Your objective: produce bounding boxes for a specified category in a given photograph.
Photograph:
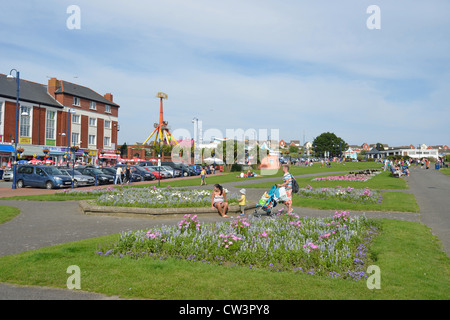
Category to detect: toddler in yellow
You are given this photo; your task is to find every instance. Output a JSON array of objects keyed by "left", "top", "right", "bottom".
[{"left": 239, "top": 189, "right": 246, "bottom": 216}]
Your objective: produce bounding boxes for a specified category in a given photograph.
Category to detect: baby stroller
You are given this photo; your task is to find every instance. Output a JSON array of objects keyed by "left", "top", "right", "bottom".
[{"left": 254, "top": 186, "right": 288, "bottom": 217}]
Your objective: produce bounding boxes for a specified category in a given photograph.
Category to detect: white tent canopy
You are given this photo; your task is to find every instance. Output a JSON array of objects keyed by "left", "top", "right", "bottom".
[{"left": 203, "top": 157, "right": 224, "bottom": 164}]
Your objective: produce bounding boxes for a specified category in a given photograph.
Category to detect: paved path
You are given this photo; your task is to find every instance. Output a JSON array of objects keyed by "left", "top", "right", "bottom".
[
  {"left": 0, "top": 167, "right": 448, "bottom": 299},
  {"left": 405, "top": 165, "right": 450, "bottom": 254}
]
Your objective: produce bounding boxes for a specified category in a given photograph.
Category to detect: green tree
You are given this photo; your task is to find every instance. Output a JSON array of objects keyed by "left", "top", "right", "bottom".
[
  {"left": 375, "top": 142, "right": 384, "bottom": 151},
  {"left": 289, "top": 145, "right": 299, "bottom": 154},
  {"left": 312, "top": 132, "right": 347, "bottom": 157},
  {"left": 119, "top": 143, "right": 127, "bottom": 157}
]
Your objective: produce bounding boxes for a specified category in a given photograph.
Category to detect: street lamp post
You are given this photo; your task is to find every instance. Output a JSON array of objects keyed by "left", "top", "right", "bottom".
[
  {"left": 67, "top": 109, "right": 76, "bottom": 189},
  {"left": 192, "top": 117, "right": 199, "bottom": 147},
  {"left": 6, "top": 69, "right": 20, "bottom": 189}
]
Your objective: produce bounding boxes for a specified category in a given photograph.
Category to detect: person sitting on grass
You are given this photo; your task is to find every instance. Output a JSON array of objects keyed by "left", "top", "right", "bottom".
[{"left": 211, "top": 184, "right": 229, "bottom": 218}]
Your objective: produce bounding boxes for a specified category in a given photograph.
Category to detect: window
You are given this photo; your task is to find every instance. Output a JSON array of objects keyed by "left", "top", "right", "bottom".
[
  {"left": 104, "top": 120, "right": 111, "bottom": 129},
  {"left": 89, "top": 117, "right": 96, "bottom": 126},
  {"left": 88, "top": 135, "right": 96, "bottom": 145},
  {"left": 72, "top": 114, "right": 80, "bottom": 124},
  {"left": 19, "top": 106, "right": 31, "bottom": 137},
  {"left": 90, "top": 101, "right": 96, "bottom": 110},
  {"left": 104, "top": 137, "right": 111, "bottom": 147},
  {"left": 18, "top": 166, "right": 33, "bottom": 174},
  {"left": 73, "top": 97, "right": 80, "bottom": 106},
  {"left": 46, "top": 111, "right": 56, "bottom": 140},
  {"left": 71, "top": 132, "right": 79, "bottom": 145},
  {"left": 105, "top": 105, "right": 111, "bottom": 113},
  {"left": 36, "top": 167, "right": 45, "bottom": 176},
  {"left": 0, "top": 102, "right": 3, "bottom": 126}
]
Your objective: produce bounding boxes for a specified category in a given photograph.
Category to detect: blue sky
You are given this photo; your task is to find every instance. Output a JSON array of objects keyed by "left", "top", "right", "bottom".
[{"left": 1, "top": 0, "right": 449, "bottom": 147}]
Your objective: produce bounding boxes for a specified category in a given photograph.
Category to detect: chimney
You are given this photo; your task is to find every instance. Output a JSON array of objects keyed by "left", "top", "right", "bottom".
[
  {"left": 47, "top": 78, "right": 59, "bottom": 98},
  {"left": 104, "top": 93, "right": 113, "bottom": 102}
]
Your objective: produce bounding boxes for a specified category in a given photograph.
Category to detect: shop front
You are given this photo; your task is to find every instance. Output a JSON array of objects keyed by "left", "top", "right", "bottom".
[
  {"left": 0, "top": 142, "right": 14, "bottom": 169},
  {"left": 98, "top": 149, "right": 120, "bottom": 166}
]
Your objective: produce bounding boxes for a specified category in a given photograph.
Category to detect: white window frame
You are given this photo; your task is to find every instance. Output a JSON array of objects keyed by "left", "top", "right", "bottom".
[
  {"left": 71, "top": 132, "right": 79, "bottom": 145},
  {"left": 104, "top": 136, "right": 111, "bottom": 147},
  {"left": 88, "top": 135, "right": 96, "bottom": 145},
  {"left": 73, "top": 97, "right": 80, "bottom": 106},
  {"left": 0, "top": 101, "right": 3, "bottom": 127},
  {"left": 19, "top": 106, "right": 31, "bottom": 137},
  {"left": 90, "top": 101, "right": 96, "bottom": 110},
  {"left": 72, "top": 114, "right": 80, "bottom": 124},
  {"left": 105, "top": 104, "right": 111, "bottom": 113},
  {"left": 45, "top": 110, "right": 56, "bottom": 140},
  {"left": 104, "top": 120, "right": 111, "bottom": 129},
  {"left": 89, "top": 117, "right": 96, "bottom": 126}
]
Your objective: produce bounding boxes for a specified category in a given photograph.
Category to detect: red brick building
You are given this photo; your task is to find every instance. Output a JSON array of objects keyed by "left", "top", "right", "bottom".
[{"left": 0, "top": 74, "right": 119, "bottom": 167}]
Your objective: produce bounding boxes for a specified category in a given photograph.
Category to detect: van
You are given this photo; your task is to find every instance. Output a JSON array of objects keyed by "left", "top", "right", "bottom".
[{"left": 16, "top": 165, "right": 73, "bottom": 189}]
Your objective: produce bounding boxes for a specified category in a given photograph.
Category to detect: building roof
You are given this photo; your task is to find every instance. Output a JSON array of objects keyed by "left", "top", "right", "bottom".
[
  {"left": 367, "top": 147, "right": 382, "bottom": 154},
  {"left": 0, "top": 74, "right": 63, "bottom": 108},
  {"left": 54, "top": 80, "right": 120, "bottom": 107}
]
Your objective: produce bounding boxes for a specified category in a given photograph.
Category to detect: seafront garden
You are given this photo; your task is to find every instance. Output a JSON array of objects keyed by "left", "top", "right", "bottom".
[{"left": 0, "top": 161, "right": 448, "bottom": 299}]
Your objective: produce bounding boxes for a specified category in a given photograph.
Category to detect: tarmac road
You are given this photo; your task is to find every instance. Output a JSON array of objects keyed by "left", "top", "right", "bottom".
[{"left": 0, "top": 166, "right": 448, "bottom": 299}]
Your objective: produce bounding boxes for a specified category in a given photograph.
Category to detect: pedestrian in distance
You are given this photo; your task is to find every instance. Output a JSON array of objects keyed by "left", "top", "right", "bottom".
[
  {"left": 124, "top": 165, "right": 131, "bottom": 184},
  {"left": 239, "top": 188, "right": 246, "bottom": 216},
  {"left": 277, "top": 164, "right": 293, "bottom": 213},
  {"left": 200, "top": 166, "right": 207, "bottom": 185},
  {"left": 115, "top": 166, "right": 123, "bottom": 185}
]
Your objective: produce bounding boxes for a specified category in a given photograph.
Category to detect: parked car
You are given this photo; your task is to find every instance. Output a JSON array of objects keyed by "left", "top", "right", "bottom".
[
  {"left": 146, "top": 166, "right": 173, "bottom": 178},
  {"left": 161, "top": 166, "right": 181, "bottom": 177},
  {"left": 190, "top": 164, "right": 211, "bottom": 175},
  {"left": 161, "top": 161, "right": 197, "bottom": 176},
  {"left": 138, "top": 161, "right": 158, "bottom": 167},
  {"left": 98, "top": 167, "right": 142, "bottom": 182},
  {"left": 2, "top": 169, "right": 13, "bottom": 181},
  {"left": 189, "top": 164, "right": 201, "bottom": 175},
  {"left": 76, "top": 167, "right": 114, "bottom": 185},
  {"left": 141, "top": 166, "right": 165, "bottom": 180},
  {"left": 58, "top": 168, "right": 95, "bottom": 187},
  {"left": 115, "top": 165, "right": 155, "bottom": 181},
  {"left": 15, "top": 165, "right": 72, "bottom": 189}
]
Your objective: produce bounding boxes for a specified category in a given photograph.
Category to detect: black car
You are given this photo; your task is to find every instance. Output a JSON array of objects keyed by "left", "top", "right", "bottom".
[
  {"left": 99, "top": 167, "right": 142, "bottom": 182},
  {"left": 130, "top": 165, "right": 155, "bottom": 181},
  {"left": 76, "top": 167, "right": 114, "bottom": 185},
  {"left": 114, "top": 165, "right": 155, "bottom": 181}
]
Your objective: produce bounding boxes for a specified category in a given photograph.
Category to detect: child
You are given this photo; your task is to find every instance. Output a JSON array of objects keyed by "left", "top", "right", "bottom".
[
  {"left": 239, "top": 189, "right": 246, "bottom": 216},
  {"left": 200, "top": 166, "right": 206, "bottom": 185}
]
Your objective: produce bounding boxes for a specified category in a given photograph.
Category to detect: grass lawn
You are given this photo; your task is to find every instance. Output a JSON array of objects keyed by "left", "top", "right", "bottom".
[
  {"left": 0, "top": 205, "right": 21, "bottom": 224},
  {"left": 130, "top": 162, "right": 383, "bottom": 188},
  {"left": 239, "top": 170, "right": 407, "bottom": 190},
  {"left": 439, "top": 168, "right": 450, "bottom": 177},
  {"left": 291, "top": 191, "right": 419, "bottom": 212},
  {"left": 0, "top": 219, "right": 448, "bottom": 300}
]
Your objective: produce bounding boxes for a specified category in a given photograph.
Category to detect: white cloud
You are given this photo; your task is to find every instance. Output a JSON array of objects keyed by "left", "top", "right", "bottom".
[{"left": 1, "top": 0, "right": 449, "bottom": 147}]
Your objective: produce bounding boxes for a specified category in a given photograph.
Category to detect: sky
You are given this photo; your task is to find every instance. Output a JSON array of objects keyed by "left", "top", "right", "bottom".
[{"left": 1, "top": 0, "right": 449, "bottom": 148}]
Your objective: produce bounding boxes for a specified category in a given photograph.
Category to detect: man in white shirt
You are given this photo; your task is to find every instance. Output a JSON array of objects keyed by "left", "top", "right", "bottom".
[{"left": 115, "top": 166, "right": 123, "bottom": 185}]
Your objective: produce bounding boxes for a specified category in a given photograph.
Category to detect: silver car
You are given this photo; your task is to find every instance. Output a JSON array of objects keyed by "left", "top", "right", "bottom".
[
  {"left": 161, "top": 166, "right": 181, "bottom": 177},
  {"left": 59, "top": 168, "right": 95, "bottom": 187},
  {"left": 148, "top": 166, "right": 173, "bottom": 178},
  {"left": 2, "top": 169, "right": 13, "bottom": 181}
]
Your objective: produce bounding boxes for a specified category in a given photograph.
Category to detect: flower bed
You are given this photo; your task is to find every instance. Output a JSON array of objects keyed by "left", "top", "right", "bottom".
[
  {"left": 58, "top": 186, "right": 239, "bottom": 208},
  {"left": 96, "top": 211, "right": 380, "bottom": 280},
  {"left": 297, "top": 186, "right": 382, "bottom": 204},
  {"left": 312, "top": 170, "right": 381, "bottom": 182}
]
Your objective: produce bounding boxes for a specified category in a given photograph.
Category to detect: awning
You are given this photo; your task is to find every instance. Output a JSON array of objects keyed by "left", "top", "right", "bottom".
[
  {"left": 18, "top": 145, "right": 45, "bottom": 157},
  {"left": 99, "top": 153, "right": 119, "bottom": 159},
  {"left": 0, "top": 145, "right": 15, "bottom": 152}
]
